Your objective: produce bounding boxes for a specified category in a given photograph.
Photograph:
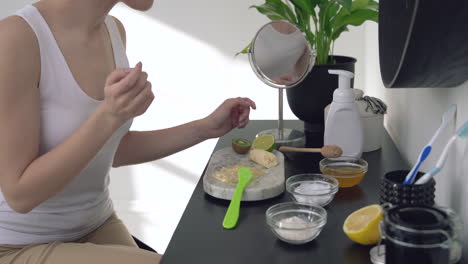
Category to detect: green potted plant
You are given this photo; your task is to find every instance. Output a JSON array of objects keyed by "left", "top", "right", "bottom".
[{"left": 241, "top": 0, "right": 378, "bottom": 146}]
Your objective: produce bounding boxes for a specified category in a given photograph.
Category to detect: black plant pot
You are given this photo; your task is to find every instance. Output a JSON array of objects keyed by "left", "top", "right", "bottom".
[{"left": 286, "top": 56, "right": 356, "bottom": 147}]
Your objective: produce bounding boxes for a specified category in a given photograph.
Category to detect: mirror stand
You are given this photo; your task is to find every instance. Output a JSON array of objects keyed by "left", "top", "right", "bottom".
[{"left": 256, "top": 88, "right": 305, "bottom": 147}]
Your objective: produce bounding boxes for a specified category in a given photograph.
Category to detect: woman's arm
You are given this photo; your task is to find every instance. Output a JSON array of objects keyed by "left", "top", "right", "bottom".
[
  {"left": 0, "top": 18, "right": 153, "bottom": 213},
  {"left": 113, "top": 98, "right": 256, "bottom": 167}
]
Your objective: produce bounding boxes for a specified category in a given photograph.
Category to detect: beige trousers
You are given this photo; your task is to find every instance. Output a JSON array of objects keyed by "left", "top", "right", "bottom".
[{"left": 0, "top": 212, "right": 161, "bottom": 264}]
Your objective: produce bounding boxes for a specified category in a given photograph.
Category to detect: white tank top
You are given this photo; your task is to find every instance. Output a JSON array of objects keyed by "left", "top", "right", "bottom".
[{"left": 0, "top": 5, "right": 132, "bottom": 245}]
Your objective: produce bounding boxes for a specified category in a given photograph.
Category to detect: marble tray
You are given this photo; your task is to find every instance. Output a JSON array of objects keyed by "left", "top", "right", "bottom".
[{"left": 203, "top": 147, "right": 285, "bottom": 201}]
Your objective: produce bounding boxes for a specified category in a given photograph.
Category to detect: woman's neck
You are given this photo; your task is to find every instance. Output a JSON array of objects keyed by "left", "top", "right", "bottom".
[{"left": 34, "top": 0, "right": 118, "bottom": 34}]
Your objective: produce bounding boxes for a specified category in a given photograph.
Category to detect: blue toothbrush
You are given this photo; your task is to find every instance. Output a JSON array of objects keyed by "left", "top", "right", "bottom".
[
  {"left": 403, "top": 104, "right": 457, "bottom": 184},
  {"left": 416, "top": 121, "right": 468, "bottom": 185}
]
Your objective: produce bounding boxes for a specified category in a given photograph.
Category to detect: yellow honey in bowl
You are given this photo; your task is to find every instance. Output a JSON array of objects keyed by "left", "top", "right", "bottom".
[{"left": 321, "top": 165, "right": 366, "bottom": 188}]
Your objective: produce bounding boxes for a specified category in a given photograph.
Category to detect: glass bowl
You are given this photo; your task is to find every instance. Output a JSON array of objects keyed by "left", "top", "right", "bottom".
[
  {"left": 265, "top": 202, "right": 327, "bottom": 244},
  {"left": 319, "top": 156, "right": 368, "bottom": 188},
  {"left": 285, "top": 174, "right": 339, "bottom": 207}
]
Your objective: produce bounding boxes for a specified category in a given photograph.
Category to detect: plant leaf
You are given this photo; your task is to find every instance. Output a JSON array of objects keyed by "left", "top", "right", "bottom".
[
  {"left": 289, "top": 3, "right": 315, "bottom": 48},
  {"left": 335, "top": 0, "right": 352, "bottom": 11},
  {"left": 332, "top": 6, "right": 348, "bottom": 24},
  {"left": 367, "top": 0, "right": 379, "bottom": 11},
  {"left": 294, "top": 5, "right": 307, "bottom": 31},
  {"left": 324, "top": 2, "right": 340, "bottom": 36},
  {"left": 290, "top": 0, "right": 312, "bottom": 31},
  {"left": 305, "top": 30, "right": 315, "bottom": 47},
  {"left": 250, "top": 5, "right": 286, "bottom": 21},
  {"left": 351, "top": 0, "right": 369, "bottom": 11},
  {"left": 235, "top": 41, "right": 252, "bottom": 56},
  {"left": 290, "top": 0, "right": 314, "bottom": 13},
  {"left": 332, "top": 9, "right": 378, "bottom": 29},
  {"left": 250, "top": 0, "right": 297, "bottom": 24},
  {"left": 331, "top": 25, "right": 349, "bottom": 40},
  {"left": 327, "top": 2, "right": 341, "bottom": 20},
  {"left": 313, "top": 0, "right": 328, "bottom": 5},
  {"left": 311, "top": 8, "right": 318, "bottom": 27}
]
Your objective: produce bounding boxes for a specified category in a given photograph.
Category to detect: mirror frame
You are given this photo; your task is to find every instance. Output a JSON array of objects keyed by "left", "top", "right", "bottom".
[{"left": 248, "top": 21, "right": 316, "bottom": 89}]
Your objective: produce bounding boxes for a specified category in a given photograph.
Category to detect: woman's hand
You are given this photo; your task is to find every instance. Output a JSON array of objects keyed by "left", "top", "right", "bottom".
[
  {"left": 100, "top": 62, "right": 154, "bottom": 126},
  {"left": 272, "top": 74, "right": 294, "bottom": 85},
  {"left": 201, "top": 97, "right": 256, "bottom": 139}
]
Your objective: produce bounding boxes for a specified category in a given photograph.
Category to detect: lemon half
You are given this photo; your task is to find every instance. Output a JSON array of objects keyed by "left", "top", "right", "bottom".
[{"left": 343, "top": 204, "right": 383, "bottom": 245}]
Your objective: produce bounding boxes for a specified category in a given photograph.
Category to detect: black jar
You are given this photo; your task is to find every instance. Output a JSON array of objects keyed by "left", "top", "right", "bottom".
[{"left": 381, "top": 206, "right": 454, "bottom": 264}]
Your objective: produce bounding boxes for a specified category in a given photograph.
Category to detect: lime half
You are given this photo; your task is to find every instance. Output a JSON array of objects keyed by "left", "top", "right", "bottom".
[{"left": 252, "top": 134, "right": 275, "bottom": 152}]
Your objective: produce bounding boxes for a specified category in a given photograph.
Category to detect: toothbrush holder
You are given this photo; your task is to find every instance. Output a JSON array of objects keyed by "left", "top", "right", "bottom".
[{"left": 380, "top": 170, "right": 435, "bottom": 207}]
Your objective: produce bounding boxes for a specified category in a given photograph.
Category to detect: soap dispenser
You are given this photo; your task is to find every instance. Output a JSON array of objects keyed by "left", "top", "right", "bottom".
[{"left": 324, "top": 70, "right": 364, "bottom": 158}]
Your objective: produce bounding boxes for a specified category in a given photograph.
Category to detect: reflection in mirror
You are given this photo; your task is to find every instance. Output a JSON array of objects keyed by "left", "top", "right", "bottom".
[
  {"left": 250, "top": 21, "right": 314, "bottom": 88},
  {"left": 248, "top": 21, "right": 315, "bottom": 146}
]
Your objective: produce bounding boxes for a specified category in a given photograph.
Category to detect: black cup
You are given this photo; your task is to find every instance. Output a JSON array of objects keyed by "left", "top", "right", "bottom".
[{"left": 380, "top": 170, "right": 435, "bottom": 206}]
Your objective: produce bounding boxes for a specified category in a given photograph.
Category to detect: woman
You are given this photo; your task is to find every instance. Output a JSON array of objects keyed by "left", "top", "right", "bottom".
[{"left": 0, "top": 0, "right": 255, "bottom": 263}]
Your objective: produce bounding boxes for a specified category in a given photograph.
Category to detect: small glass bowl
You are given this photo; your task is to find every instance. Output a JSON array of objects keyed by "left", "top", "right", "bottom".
[
  {"left": 319, "top": 156, "right": 368, "bottom": 188},
  {"left": 286, "top": 174, "right": 339, "bottom": 207},
  {"left": 265, "top": 202, "right": 327, "bottom": 244}
]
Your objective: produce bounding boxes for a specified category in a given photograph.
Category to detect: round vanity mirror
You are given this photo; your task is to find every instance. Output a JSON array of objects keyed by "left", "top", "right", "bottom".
[
  {"left": 248, "top": 21, "right": 315, "bottom": 145},
  {"left": 249, "top": 21, "right": 315, "bottom": 88}
]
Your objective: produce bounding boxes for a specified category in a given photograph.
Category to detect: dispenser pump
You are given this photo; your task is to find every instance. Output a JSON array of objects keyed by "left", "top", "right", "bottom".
[
  {"left": 324, "top": 69, "right": 363, "bottom": 157},
  {"left": 328, "top": 70, "right": 355, "bottom": 103}
]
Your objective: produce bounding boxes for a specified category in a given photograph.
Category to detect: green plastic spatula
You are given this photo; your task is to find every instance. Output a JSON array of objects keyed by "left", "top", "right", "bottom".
[{"left": 222, "top": 167, "right": 253, "bottom": 229}]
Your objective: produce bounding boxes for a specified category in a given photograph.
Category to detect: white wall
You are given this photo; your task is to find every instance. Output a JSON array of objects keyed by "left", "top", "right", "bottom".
[
  {"left": 1, "top": 0, "right": 368, "bottom": 253},
  {"left": 364, "top": 22, "right": 468, "bottom": 248}
]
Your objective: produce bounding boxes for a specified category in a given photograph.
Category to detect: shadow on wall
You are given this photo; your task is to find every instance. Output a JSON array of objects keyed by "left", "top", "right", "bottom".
[
  {"left": 453, "top": 140, "right": 468, "bottom": 259},
  {"left": 110, "top": 157, "right": 204, "bottom": 252},
  {"left": 139, "top": 0, "right": 268, "bottom": 56},
  {"left": 148, "top": 159, "right": 199, "bottom": 185},
  {"left": 451, "top": 140, "right": 467, "bottom": 214},
  {"left": 110, "top": 165, "right": 143, "bottom": 239},
  {"left": 110, "top": 157, "right": 201, "bottom": 214},
  {"left": 464, "top": 142, "right": 468, "bottom": 259},
  {"left": 463, "top": 141, "right": 468, "bottom": 259}
]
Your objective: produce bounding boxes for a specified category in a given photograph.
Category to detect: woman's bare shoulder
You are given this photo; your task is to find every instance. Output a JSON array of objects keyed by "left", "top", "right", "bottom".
[
  {"left": 0, "top": 16, "right": 40, "bottom": 90},
  {"left": 0, "top": 16, "right": 39, "bottom": 63},
  {"left": 0, "top": 16, "right": 38, "bottom": 48}
]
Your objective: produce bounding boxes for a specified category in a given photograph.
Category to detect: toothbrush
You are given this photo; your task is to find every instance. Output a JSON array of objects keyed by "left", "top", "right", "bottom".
[
  {"left": 416, "top": 121, "right": 468, "bottom": 185},
  {"left": 403, "top": 104, "right": 457, "bottom": 184}
]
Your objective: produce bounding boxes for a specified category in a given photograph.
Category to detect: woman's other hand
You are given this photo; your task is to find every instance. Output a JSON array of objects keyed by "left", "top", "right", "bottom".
[
  {"left": 202, "top": 97, "right": 256, "bottom": 139},
  {"left": 100, "top": 62, "right": 154, "bottom": 126}
]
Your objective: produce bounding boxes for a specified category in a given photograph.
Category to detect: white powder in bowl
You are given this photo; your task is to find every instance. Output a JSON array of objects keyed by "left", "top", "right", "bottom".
[
  {"left": 275, "top": 216, "right": 321, "bottom": 243},
  {"left": 293, "top": 182, "right": 334, "bottom": 206}
]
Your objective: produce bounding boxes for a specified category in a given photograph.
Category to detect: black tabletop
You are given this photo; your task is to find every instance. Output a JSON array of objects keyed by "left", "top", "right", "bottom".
[{"left": 161, "top": 120, "right": 464, "bottom": 264}]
